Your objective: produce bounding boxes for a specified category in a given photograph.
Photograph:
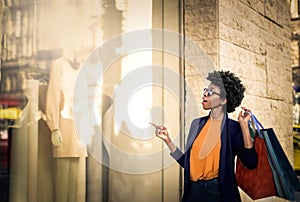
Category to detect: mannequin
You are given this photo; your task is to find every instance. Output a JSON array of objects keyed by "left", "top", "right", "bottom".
[{"left": 46, "top": 52, "right": 87, "bottom": 202}]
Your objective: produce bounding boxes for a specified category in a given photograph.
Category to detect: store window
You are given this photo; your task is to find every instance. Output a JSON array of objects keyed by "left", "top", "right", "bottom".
[{"left": 0, "top": 0, "right": 184, "bottom": 202}]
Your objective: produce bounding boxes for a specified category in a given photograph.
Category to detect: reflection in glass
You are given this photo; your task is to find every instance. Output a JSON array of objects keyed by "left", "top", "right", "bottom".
[{"left": 0, "top": 0, "right": 183, "bottom": 201}]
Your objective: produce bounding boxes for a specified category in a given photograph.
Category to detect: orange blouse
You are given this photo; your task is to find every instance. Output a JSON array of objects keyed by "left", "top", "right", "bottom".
[{"left": 190, "top": 119, "right": 222, "bottom": 181}]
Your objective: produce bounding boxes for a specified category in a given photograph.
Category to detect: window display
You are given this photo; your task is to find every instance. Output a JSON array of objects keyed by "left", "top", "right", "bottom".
[{"left": 0, "top": 1, "right": 183, "bottom": 202}]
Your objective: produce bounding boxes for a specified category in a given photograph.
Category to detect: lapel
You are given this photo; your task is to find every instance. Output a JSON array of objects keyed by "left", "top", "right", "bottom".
[
  {"left": 185, "top": 116, "right": 209, "bottom": 150},
  {"left": 219, "top": 114, "right": 230, "bottom": 183}
]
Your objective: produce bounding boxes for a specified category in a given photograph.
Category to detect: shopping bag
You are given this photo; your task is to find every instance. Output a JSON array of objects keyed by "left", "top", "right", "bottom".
[
  {"left": 236, "top": 118, "right": 277, "bottom": 200},
  {"left": 251, "top": 114, "right": 300, "bottom": 201},
  {"left": 261, "top": 128, "right": 300, "bottom": 201}
]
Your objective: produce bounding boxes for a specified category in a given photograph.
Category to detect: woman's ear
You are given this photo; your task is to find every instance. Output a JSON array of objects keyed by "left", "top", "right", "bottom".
[{"left": 221, "top": 98, "right": 227, "bottom": 106}]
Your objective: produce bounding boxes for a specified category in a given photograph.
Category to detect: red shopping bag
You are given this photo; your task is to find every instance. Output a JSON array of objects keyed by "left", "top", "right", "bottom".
[{"left": 236, "top": 131, "right": 277, "bottom": 200}]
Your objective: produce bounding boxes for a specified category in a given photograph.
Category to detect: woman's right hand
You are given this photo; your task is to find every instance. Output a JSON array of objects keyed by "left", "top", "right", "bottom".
[{"left": 155, "top": 125, "right": 172, "bottom": 145}]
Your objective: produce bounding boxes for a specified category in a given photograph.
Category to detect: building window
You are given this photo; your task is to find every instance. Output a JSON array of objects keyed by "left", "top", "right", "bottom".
[{"left": 291, "top": 0, "right": 300, "bottom": 19}]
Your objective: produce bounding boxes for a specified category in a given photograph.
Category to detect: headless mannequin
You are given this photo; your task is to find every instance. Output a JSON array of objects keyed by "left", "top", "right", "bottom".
[{"left": 46, "top": 52, "right": 87, "bottom": 202}]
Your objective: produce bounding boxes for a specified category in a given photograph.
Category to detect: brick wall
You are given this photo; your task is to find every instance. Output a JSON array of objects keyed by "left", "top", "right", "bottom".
[{"left": 185, "top": 0, "right": 294, "bottom": 162}]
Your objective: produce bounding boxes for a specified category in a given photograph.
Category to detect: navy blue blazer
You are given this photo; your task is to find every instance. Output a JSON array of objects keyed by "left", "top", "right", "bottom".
[{"left": 171, "top": 114, "right": 258, "bottom": 202}]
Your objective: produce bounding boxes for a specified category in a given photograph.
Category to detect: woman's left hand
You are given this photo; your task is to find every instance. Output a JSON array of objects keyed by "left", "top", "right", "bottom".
[
  {"left": 238, "top": 106, "right": 251, "bottom": 125},
  {"left": 238, "top": 106, "right": 254, "bottom": 148}
]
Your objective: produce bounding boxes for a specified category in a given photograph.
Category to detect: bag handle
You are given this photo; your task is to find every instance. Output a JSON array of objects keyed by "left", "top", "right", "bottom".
[{"left": 249, "top": 112, "right": 264, "bottom": 134}]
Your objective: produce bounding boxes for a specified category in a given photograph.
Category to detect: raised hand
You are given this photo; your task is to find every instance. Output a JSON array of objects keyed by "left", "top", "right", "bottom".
[
  {"left": 238, "top": 106, "right": 252, "bottom": 125},
  {"left": 150, "top": 122, "right": 171, "bottom": 145}
]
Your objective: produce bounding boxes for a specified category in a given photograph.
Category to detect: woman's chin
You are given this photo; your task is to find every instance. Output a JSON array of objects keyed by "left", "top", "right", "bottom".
[{"left": 201, "top": 105, "right": 211, "bottom": 110}]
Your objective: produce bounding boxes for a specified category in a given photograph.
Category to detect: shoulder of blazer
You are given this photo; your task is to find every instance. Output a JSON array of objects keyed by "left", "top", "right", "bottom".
[
  {"left": 226, "top": 118, "right": 240, "bottom": 128},
  {"left": 225, "top": 117, "right": 242, "bottom": 137},
  {"left": 190, "top": 116, "right": 209, "bottom": 130},
  {"left": 194, "top": 115, "right": 209, "bottom": 123}
]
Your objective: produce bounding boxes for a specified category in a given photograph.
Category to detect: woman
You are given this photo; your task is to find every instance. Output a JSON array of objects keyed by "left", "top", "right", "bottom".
[{"left": 155, "top": 70, "right": 258, "bottom": 202}]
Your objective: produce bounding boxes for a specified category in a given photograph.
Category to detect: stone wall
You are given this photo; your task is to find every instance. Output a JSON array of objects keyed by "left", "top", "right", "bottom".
[
  {"left": 184, "top": 0, "right": 219, "bottom": 136},
  {"left": 185, "top": 0, "right": 294, "bottom": 162}
]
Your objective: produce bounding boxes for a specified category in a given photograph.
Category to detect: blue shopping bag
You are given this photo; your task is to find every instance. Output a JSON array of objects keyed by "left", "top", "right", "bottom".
[{"left": 252, "top": 114, "right": 300, "bottom": 201}]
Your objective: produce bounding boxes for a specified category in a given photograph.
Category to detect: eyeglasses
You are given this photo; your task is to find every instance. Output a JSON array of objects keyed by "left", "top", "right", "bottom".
[{"left": 203, "top": 88, "right": 221, "bottom": 97}]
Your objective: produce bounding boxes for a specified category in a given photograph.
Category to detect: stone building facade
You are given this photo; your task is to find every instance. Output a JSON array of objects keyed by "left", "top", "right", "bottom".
[{"left": 185, "top": 0, "right": 294, "bottom": 163}]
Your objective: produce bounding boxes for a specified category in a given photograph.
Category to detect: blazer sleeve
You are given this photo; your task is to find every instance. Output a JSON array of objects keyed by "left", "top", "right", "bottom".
[
  {"left": 233, "top": 122, "right": 258, "bottom": 170},
  {"left": 170, "top": 147, "right": 185, "bottom": 167}
]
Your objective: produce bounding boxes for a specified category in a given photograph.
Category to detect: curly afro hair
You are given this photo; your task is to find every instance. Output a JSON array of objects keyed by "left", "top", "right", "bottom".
[{"left": 206, "top": 70, "right": 245, "bottom": 113}]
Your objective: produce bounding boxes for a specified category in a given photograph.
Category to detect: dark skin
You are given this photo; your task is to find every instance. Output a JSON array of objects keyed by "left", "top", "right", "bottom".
[{"left": 155, "top": 83, "right": 253, "bottom": 151}]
